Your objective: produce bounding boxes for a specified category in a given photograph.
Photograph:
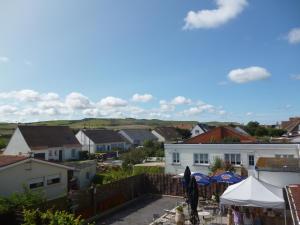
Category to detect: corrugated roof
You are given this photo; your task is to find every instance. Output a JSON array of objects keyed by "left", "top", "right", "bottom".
[
  {"left": 184, "top": 126, "right": 256, "bottom": 144},
  {"left": 82, "top": 129, "right": 125, "bottom": 144},
  {"left": 18, "top": 125, "right": 81, "bottom": 150},
  {"left": 287, "top": 184, "right": 300, "bottom": 225},
  {"left": 256, "top": 157, "right": 300, "bottom": 172}
]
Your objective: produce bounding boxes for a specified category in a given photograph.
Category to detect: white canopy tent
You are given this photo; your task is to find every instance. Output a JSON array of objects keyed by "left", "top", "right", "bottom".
[{"left": 220, "top": 176, "right": 286, "bottom": 224}]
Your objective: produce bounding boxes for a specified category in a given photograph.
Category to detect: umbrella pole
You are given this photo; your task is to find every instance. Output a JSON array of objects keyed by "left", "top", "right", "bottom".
[{"left": 284, "top": 208, "right": 287, "bottom": 225}]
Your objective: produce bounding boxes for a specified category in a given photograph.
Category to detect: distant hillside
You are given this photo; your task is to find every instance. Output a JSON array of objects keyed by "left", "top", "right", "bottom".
[{"left": 0, "top": 118, "right": 238, "bottom": 147}]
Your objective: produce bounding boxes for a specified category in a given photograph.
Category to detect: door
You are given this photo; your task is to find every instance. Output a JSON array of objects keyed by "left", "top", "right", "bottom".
[{"left": 59, "top": 150, "right": 63, "bottom": 161}]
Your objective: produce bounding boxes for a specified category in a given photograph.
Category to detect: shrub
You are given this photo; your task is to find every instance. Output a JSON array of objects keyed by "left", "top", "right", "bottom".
[
  {"left": 23, "top": 209, "right": 93, "bottom": 225},
  {"left": 133, "top": 166, "right": 164, "bottom": 175}
]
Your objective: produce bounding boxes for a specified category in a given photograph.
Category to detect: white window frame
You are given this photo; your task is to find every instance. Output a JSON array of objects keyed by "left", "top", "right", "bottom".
[
  {"left": 248, "top": 154, "right": 255, "bottom": 166},
  {"left": 28, "top": 177, "right": 44, "bottom": 189},
  {"left": 172, "top": 152, "right": 180, "bottom": 164},
  {"left": 224, "top": 153, "right": 241, "bottom": 165},
  {"left": 194, "top": 153, "right": 209, "bottom": 165},
  {"left": 47, "top": 174, "right": 61, "bottom": 186}
]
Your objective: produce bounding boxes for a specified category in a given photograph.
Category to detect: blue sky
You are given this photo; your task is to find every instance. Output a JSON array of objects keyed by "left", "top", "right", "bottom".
[{"left": 0, "top": 0, "right": 299, "bottom": 124}]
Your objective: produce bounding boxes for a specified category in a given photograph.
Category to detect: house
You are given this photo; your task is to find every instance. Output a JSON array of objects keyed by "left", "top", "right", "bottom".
[
  {"left": 164, "top": 143, "right": 300, "bottom": 176},
  {"left": 119, "top": 129, "right": 157, "bottom": 147},
  {"left": 191, "top": 123, "right": 211, "bottom": 138},
  {"left": 152, "top": 127, "right": 182, "bottom": 143},
  {"left": 3, "top": 125, "right": 82, "bottom": 161},
  {"left": 0, "top": 155, "right": 74, "bottom": 200},
  {"left": 185, "top": 126, "right": 256, "bottom": 144},
  {"left": 286, "top": 184, "right": 300, "bottom": 225},
  {"left": 76, "top": 129, "right": 127, "bottom": 153},
  {"left": 63, "top": 160, "right": 97, "bottom": 189},
  {"left": 281, "top": 117, "right": 300, "bottom": 137},
  {"left": 255, "top": 157, "right": 300, "bottom": 187}
]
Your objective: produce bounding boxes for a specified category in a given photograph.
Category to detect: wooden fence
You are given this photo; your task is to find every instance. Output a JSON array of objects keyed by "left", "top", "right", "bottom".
[{"left": 72, "top": 174, "right": 228, "bottom": 219}]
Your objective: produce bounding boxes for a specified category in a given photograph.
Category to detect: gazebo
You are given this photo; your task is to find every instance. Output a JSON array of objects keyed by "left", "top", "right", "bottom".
[{"left": 220, "top": 176, "right": 287, "bottom": 225}]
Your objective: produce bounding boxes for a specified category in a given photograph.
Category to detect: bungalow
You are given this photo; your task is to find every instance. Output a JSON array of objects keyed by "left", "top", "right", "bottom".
[
  {"left": 152, "top": 127, "right": 182, "bottom": 143},
  {"left": 75, "top": 129, "right": 127, "bottom": 153},
  {"left": 119, "top": 129, "right": 157, "bottom": 147},
  {"left": 0, "top": 155, "right": 74, "bottom": 200},
  {"left": 185, "top": 126, "right": 256, "bottom": 144},
  {"left": 3, "top": 126, "right": 82, "bottom": 161},
  {"left": 164, "top": 143, "right": 300, "bottom": 176},
  {"left": 191, "top": 123, "right": 211, "bottom": 138}
]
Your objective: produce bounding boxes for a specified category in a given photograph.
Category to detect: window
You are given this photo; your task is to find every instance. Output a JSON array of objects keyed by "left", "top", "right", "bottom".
[
  {"left": 47, "top": 174, "right": 60, "bottom": 185},
  {"left": 54, "top": 150, "right": 57, "bottom": 156},
  {"left": 86, "top": 172, "right": 90, "bottom": 179},
  {"left": 49, "top": 150, "right": 52, "bottom": 156},
  {"left": 275, "top": 154, "right": 294, "bottom": 158},
  {"left": 194, "top": 153, "right": 209, "bottom": 164},
  {"left": 172, "top": 152, "right": 180, "bottom": 164},
  {"left": 71, "top": 149, "right": 76, "bottom": 158},
  {"left": 224, "top": 154, "right": 241, "bottom": 165},
  {"left": 195, "top": 130, "right": 200, "bottom": 134},
  {"left": 248, "top": 155, "right": 254, "bottom": 166},
  {"left": 29, "top": 177, "right": 44, "bottom": 189}
]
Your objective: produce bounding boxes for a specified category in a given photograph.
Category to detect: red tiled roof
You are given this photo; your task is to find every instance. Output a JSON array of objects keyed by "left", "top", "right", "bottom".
[
  {"left": 0, "top": 155, "right": 28, "bottom": 168},
  {"left": 287, "top": 184, "right": 300, "bottom": 225},
  {"left": 184, "top": 126, "right": 256, "bottom": 144}
]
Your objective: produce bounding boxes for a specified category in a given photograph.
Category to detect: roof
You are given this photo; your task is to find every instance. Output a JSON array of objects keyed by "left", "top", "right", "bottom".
[
  {"left": 256, "top": 157, "right": 300, "bottom": 172},
  {"left": 153, "top": 127, "right": 182, "bottom": 141},
  {"left": 82, "top": 129, "right": 125, "bottom": 144},
  {"left": 286, "top": 184, "right": 300, "bottom": 225},
  {"left": 0, "top": 155, "right": 27, "bottom": 168},
  {"left": 0, "top": 156, "right": 74, "bottom": 171},
  {"left": 184, "top": 126, "right": 256, "bottom": 144},
  {"left": 281, "top": 117, "right": 300, "bottom": 133},
  {"left": 196, "top": 123, "right": 211, "bottom": 132},
  {"left": 120, "top": 129, "right": 157, "bottom": 142},
  {"left": 18, "top": 125, "right": 81, "bottom": 150},
  {"left": 62, "top": 159, "right": 97, "bottom": 170}
]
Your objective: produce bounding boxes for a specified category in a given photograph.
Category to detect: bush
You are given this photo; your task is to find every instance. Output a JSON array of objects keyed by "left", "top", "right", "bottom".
[
  {"left": 133, "top": 166, "right": 164, "bottom": 175},
  {"left": 94, "top": 168, "right": 133, "bottom": 185},
  {"left": 0, "top": 186, "right": 45, "bottom": 214},
  {"left": 23, "top": 208, "right": 93, "bottom": 225}
]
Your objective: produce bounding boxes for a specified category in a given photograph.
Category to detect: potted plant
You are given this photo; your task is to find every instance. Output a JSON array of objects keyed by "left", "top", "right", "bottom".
[{"left": 175, "top": 205, "right": 185, "bottom": 225}]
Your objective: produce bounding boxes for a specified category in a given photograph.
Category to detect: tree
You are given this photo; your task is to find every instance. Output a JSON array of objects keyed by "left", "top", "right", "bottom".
[
  {"left": 176, "top": 128, "right": 192, "bottom": 140},
  {"left": 121, "top": 149, "right": 146, "bottom": 169},
  {"left": 255, "top": 126, "right": 268, "bottom": 137}
]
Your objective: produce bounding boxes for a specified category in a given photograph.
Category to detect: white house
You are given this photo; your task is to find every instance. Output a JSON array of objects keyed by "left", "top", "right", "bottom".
[
  {"left": 63, "top": 160, "right": 97, "bottom": 189},
  {"left": 164, "top": 143, "right": 300, "bottom": 177},
  {"left": 4, "top": 126, "right": 82, "bottom": 161},
  {"left": 191, "top": 123, "right": 210, "bottom": 138},
  {"left": 255, "top": 157, "right": 300, "bottom": 188},
  {"left": 76, "top": 129, "right": 127, "bottom": 153},
  {"left": 119, "top": 129, "right": 157, "bottom": 147},
  {"left": 0, "top": 155, "right": 74, "bottom": 200}
]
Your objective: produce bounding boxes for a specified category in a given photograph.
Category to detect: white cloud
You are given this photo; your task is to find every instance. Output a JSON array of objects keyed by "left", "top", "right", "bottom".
[
  {"left": 65, "top": 92, "right": 91, "bottom": 109},
  {"left": 171, "top": 96, "right": 192, "bottom": 105},
  {"left": 246, "top": 112, "right": 253, "bottom": 116},
  {"left": 132, "top": 93, "right": 153, "bottom": 102},
  {"left": 182, "top": 104, "right": 216, "bottom": 116},
  {"left": 0, "top": 56, "right": 9, "bottom": 63},
  {"left": 0, "top": 89, "right": 40, "bottom": 102},
  {"left": 287, "top": 27, "right": 300, "bottom": 44},
  {"left": 98, "top": 96, "right": 127, "bottom": 108},
  {"left": 291, "top": 74, "right": 300, "bottom": 80},
  {"left": 0, "top": 105, "right": 18, "bottom": 115},
  {"left": 24, "top": 60, "right": 33, "bottom": 66},
  {"left": 228, "top": 66, "right": 271, "bottom": 83},
  {"left": 184, "top": 0, "right": 248, "bottom": 29}
]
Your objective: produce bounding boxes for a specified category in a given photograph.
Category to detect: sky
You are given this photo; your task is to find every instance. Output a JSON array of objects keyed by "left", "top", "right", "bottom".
[{"left": 0, "top": 0, "right": 299, "bottom": 124}]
